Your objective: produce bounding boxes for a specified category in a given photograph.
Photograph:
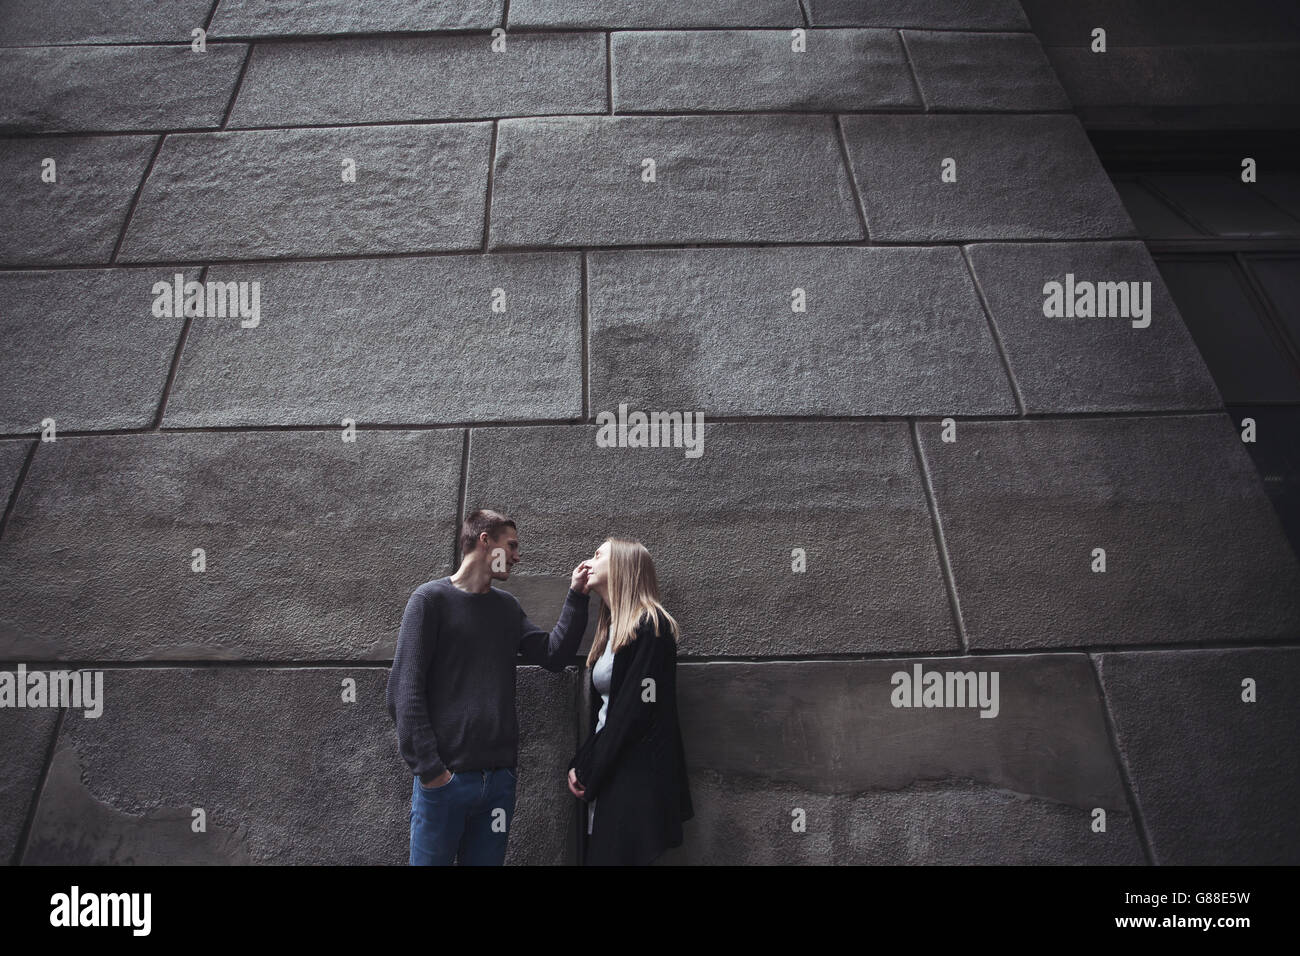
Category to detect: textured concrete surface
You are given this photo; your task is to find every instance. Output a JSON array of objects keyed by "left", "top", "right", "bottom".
[
  {"left": 807, "top": 0, "right": 1028, "bottom": 30},
  {"left": 0, "top": 134, "right": 157, "bottom": 265},
  {"left": 840, "top": 114, "right": 1136, "bottom": 240},
  {"left": 0, "top": 45, "right": 248, "bottom": 134},
  {"left": 918, "top": 415, "right": 1300, "bottom": 650},
  {"left": 488, "top": 115, "right": 864, "bottom": 246},
  {"left": 964, "top": 241, "right": 1222, "bottom": 412},
  {"left": 229, "top": 33, "right": 607, "bottom": 127},
  {"left": 0, "top": 431, "right": 463, "bottom": 660},
  {"left": 1096, "top": 648, "right": 1300, "bottom": 865},
  {"left": 659, "top": 656, "right": 1143, "bottom": 864},
  {"left": 21, "top": 667, "right": 575, "bottom": 864},
  {"left": 466, "top": 423, "right": 959, "bottom": 656},
  {"left": 509, "top": 664, "right": 581, "bottom": 864},
  {"left": 209, "top": 0, "right": 505, "bottom": 37},
  {"left": 0, "top": 269, "right": 195, "bottom": 432},
  {"left": 2, "top": 0, "right": 1296, "bottom": 867},
  {"left": 0, "top": 441, "right": 31, "bottom": 500},
  {"left": 118, "top": 124, "right": 492, "bottom": 262},
  {"left": 161, "top": 254, "right": 583, "bottom": 426},
  {"left": 588, "top": 245, "right": 1016, "bottom": 416},
  {"left": 901, "top": 31, "right": 1070, "bottom": 112},
  {"left": 0, "top": 706, "right": 58, "bottom": 863},
  {"left": 661, "top": 779, "right": 1142, "bottom": 864},
  {"left": 611, "top": 29, "right": 919, "bottom": 113},
  {"left": 509, "top": 0, "right": 798, "bottom": 28},
  {"left": 1222, "top": 404, "right": 1300, "bottom": 563},
  {"left": 496, "top": 576, "right": 602, "bottom": 659},
  {"left": 0, "top": 0, "right": 214, "bottom": 44}
]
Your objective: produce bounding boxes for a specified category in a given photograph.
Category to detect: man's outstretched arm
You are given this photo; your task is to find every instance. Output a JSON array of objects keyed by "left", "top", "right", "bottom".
[
  {"left": 518, "top": 566, "right": 591, "bottom": 672},
  {"left": 386, "top": 590, "right": 447, "bottom": 783}
]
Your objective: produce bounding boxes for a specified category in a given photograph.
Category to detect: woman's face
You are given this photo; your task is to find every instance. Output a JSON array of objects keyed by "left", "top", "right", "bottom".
[{"left": 586, "top": 541, "right": 611, "bottom": 594}]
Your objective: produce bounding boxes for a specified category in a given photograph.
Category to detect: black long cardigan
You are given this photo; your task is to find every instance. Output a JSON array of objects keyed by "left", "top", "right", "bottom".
[{"left": 568, "top": 612, "right": 693, "bottom": 866}]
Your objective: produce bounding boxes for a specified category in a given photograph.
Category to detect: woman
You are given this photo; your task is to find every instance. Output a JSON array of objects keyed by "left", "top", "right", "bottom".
[{"left": 566, "top": 538, "right": 694, "bottom": 865}]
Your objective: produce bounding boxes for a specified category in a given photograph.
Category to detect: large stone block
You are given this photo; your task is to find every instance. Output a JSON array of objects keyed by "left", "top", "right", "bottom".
[
  {"left": 511, "top": 664, "right": 580, "bottom": 864},
  {"left": 0, "top": 269, "right": 194, "bottom": 433},
  {"left": 493, "top": 575, "right": 601, "bottom": 659},
  {"left": 840, "top": 114, "right": 1136, "bottom": 241},
  {"left": 1223, "top": 405, "right": 1300, "bottom": 554},
  {"left": 0, "top": 45, "right": 247, "bottom": 134},
  {"left": 489, "top": 115, "right": 863, "bottom": 247},
  {"left": 611, "top": 29, "right": 919, "bottom": 113},
  {"left": 0, "top": 430, "right": 463, "bottom": 660},
  {"left": 466, "top": 423, "right": 958, "bottom": 655},
  {"left": 587, "top": 245, "right": 1016, "bottom": 416},
  {"left": 209, "top": 0, "right": 504, "bottom": 36},
  {"left": 162, "top": 254, "right": 582, "bottom": 427},
  {"left": 901, "top": 31, "right": 1070, "bottom": 112},
  {"left": 1096, "top": 648, "right": 1300, "bottom": 864},
  {"left": 917, "top": 415, "right": 1300, "bottom": 649},
  {"left": 964, "top": 242, "right": 1223, "bottom": 412},
  {"left": 21, "top": 666, "right": 577, "bottom": 863},
  {"left": 0, "top": 703, "right": 58, "bottom": 864},
  {"left": 0, "top": 135, "right": 158, "bottom": 266},
  {"left": 0, "top": 0, "right": 213, "bottom": 44},
  {"left": 508, "top": 0, "right": 798, "bottom": 28},
  {"left": 661, "top": 777, "right": 1144, "bottom": 865},
  {"left": 228, "top": 33, "right": 605, "bottom": 128},
  {"left": 807, "top": 0, "right": 1028, "bottom": 30},
  {"left": 0, "top": 440, "right": 33, "bottom": 502},
  {"left": 118, "top": 124, "right": 491, "bottom": 262},
  {"left": 655, "top": 656, "right": 1142, "bottom": 864}
]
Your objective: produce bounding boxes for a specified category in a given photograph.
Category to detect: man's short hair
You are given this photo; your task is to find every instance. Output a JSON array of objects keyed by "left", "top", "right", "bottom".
[{"left": 460, "top": 509, "right": 517, "bottom": 557}]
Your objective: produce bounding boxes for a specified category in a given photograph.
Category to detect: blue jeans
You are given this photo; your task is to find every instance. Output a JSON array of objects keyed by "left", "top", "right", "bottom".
[{"left": 409, "top": 768, "right": 517, "bottom": 866}]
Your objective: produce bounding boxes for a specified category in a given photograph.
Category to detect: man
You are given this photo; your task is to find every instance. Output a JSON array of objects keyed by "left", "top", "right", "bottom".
[{"left": 386, "top": 508, "right": 591, "bottom": 865}]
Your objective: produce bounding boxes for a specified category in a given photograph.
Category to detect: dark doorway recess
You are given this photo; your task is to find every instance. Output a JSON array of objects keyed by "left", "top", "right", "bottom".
[{"left": 1093, "top": 129, "right": 1300, "bottom": 556}]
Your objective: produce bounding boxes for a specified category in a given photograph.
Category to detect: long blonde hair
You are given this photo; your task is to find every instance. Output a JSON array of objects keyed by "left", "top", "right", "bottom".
[{"left": 584, "top": 538, "right": 679, "bottom": 667}]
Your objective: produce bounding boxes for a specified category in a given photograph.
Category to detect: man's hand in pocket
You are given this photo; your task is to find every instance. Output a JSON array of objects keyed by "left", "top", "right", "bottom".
[{"left": 421, "top": 769, "right": 453, "bottom": 789}]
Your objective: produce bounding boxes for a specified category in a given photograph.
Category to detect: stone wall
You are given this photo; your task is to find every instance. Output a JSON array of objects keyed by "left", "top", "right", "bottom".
[{"left": 2, "top": 0, "right": 1297, "bottom": 865}]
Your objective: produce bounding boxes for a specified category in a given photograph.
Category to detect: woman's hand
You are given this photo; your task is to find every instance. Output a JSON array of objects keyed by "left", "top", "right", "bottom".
[
  {"left": 567, "top": 767, "right": 587, "bottom": 799},
  {"left": 571, "top": 562, "right": 592, "bottom": 594}
]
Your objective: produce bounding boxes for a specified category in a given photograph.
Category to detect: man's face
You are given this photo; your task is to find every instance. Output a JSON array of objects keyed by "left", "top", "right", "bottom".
[{"left": 486, "top": 528, "right": 520, "bottom": 580}]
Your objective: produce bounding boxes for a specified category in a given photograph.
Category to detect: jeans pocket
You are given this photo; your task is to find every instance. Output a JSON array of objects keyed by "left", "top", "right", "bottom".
[
  {"left": 419, "top": 772, "right": 455, "bottom": 793},
  {"left": 503, "top": 766, "right": 518, "bottom": 782}
]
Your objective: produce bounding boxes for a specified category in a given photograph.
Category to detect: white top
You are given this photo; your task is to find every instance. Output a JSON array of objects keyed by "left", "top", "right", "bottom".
[
  {"left": 587, "top": 637, "right": 616, "bottom": 835},
  {"left": 593, "top": 636, "right": 616, "bottom": 732}
]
